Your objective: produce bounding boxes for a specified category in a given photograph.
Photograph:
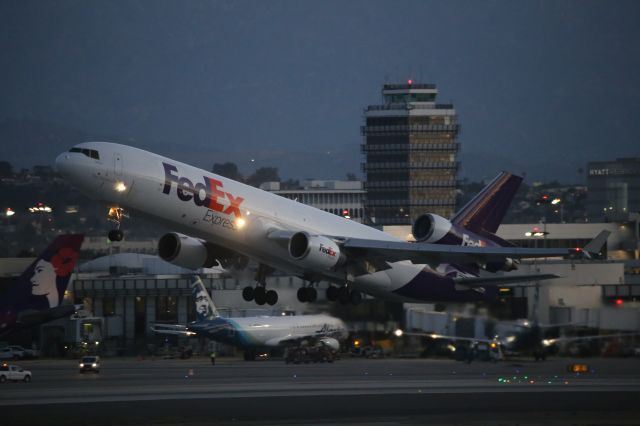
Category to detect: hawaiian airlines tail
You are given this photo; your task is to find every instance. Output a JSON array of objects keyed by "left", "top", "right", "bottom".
[{"left": 0, "top": 234, "right": 84, "bottom": 337}]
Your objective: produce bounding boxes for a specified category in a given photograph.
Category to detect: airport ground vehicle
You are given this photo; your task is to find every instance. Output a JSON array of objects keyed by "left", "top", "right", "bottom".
[
  {"left": 79, "top": 356, "right": 100, "bottom": 373},
  {"left": 0, "top": 347, "right": 22, "bottom": 360},
  {"left": 4, "top": 345, "right": 39, "bottom": 359},
  {"left": 0, "top": 363, "right": 32, "bottom": 383}
]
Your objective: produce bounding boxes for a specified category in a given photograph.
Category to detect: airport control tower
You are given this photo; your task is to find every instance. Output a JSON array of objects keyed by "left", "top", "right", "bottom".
[{"left": 362, "top": 82, "right": 460, "bottom": 226}]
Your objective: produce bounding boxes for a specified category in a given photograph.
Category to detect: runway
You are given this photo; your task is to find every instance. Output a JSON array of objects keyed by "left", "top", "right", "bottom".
[{"left": 2, "top": 356, "right": 640, "bottom": 425}]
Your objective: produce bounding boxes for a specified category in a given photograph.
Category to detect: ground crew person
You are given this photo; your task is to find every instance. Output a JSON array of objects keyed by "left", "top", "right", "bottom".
[{"left": 210, "top": 351, "right": 216, "bottom": 365}]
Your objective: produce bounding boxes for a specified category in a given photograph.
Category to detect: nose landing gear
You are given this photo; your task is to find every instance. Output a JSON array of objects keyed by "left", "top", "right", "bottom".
[{"left": 107, "top": 207, "right": 127, "bottom": 242}]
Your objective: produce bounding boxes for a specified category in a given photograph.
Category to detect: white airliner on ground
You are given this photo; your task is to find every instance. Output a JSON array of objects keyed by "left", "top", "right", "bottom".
[
  {"left": 55, "top": 142, "right": 595, "bottom": 306},
  {"left": 152, "top": 276, "right": 348, "bottom": 360}
]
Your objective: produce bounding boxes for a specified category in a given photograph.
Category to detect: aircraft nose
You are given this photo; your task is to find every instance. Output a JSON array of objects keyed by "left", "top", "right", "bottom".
[{"left": 54, "top": 152, "right": 73, "bottom": 177}]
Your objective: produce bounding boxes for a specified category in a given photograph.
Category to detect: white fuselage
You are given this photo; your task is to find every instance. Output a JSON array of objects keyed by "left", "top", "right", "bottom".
[
  {"left": 55, "top": 142, "right": 430, "bottom": 301},
  {"left": 193, "top": 314, "right": 348, "bottom": 348}
]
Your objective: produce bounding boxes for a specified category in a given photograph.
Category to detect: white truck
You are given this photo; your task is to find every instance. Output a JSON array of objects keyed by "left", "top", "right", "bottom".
[{"left": 0, "top": 364, "right": 32, "bottom": 383}]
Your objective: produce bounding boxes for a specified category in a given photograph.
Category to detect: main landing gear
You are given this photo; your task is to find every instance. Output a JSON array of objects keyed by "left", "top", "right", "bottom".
[
  {"left": 107, "top": 207, "right": 127, "bottom": 242},
  {"left": 326, "top": 285, "right": 362, "bottom": 305},
  {"left": 297, "top": 285, "right": 318, "bottom": 303},
  {"left": 297, "top": 283, "right": 362, "bottom": 305},
  {"left": 242, "top": 264, "right": 278, "bottom": 306}
]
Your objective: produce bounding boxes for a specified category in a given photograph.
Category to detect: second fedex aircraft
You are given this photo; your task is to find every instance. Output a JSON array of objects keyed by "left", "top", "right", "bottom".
[{"left": 56, "top": 142, "right": 588, "bottom": 306}]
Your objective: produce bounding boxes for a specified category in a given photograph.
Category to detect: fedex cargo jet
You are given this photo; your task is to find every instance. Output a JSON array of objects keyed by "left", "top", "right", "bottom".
[
  {"left": 0, "top": 234, "right": 84, "bottom": 338},
  {"left": 55, "top": 143, "right": 590, "bottom": 306}
]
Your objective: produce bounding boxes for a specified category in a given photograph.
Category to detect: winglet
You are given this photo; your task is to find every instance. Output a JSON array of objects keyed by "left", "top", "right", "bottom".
[{"left": 582, "top": 230, "right": 611, "bottom": 257}]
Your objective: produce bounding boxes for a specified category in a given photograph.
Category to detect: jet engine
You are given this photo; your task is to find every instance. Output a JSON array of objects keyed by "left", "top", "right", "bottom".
[
  {"left": 158, "top": 232, "right": 240, "bottom": 270},
  {"left": 318, "top": 337, "right": 340, "bottom": 351},
  {"left": 412, "top": 214, "right": 453, "bottom": 243},
  {"left": 288, "top": 232, "right": 345, "bottom": 271},
  {"left": 483, "top": 257, "right": 519, "bottom": 273}
]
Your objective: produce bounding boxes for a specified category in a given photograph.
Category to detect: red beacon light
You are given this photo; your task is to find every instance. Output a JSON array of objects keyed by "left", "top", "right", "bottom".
[
  {"left": 615, "top": 298, "right": 624, "bottom": 306},
  {"left": 407, "top": 79, "right": 413, "bottom": 85}
]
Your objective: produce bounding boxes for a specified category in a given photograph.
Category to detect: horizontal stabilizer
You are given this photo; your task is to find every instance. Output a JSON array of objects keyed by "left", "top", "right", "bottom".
[{"left": 453, "top": 273, "right": 559, "bottom": 287}]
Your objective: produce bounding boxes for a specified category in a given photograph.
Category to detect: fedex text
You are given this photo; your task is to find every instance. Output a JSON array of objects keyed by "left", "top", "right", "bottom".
[{"left": 163, "top": 162, "right": 244, "bottom": 219}]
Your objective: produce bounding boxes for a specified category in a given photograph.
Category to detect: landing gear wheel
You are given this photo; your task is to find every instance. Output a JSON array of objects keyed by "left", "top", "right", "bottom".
[
  {"left": 307, "top": 287, "right": 317, "bottom": 302},
  {"left": 349, "top": 290, "right": 362, "bottom": 305},
  {"left": 326, "top": 286, "right": 339, "bottom": 301},
  {"left": 108, "top": 229, "right": 123, "bottom": 242},
  {"left": 297, "top": 287, "right": 308, "bottom": 303},
  {"left": 265, "top": 290, "right": 278, "bottom": 306},
  {"left": 242, "top": 286, "right": 255, "bottom": 302},
  {"left": 338, "top": 287, "right": 350, "bottom": 305},
  {"left": 254, "top": 286, "right": 266, "bottom": 305}
]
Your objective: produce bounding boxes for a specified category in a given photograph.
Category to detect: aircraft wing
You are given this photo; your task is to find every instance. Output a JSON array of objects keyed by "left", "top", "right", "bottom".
[
  {"left": 453, "top": 274, "right": 559, "bottom": 287},
  {"left": 341, "top": 237, "right": 585, "bottom": 266},
  {"left": 150, "top": 323, "right": 197, "bottom": 336},
  {"left": 401, "top": 331, "right": 498, "bottom": 346},
  {"left": 542, "top": 332, "right": 638, "bottom": 347}
]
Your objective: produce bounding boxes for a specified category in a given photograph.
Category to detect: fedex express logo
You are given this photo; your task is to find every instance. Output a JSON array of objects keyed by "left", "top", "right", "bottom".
[
  {"left": 162, "top": 163, "right": 244, "bottom": 219},
  {"left": 319, "top": 244, "right": 336, "bottom": 257},
  {"left": 462, "top": 234, "right": 486, "bottom": 247}
]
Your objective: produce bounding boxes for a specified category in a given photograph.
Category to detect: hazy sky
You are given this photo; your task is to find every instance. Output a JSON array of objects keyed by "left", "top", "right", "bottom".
[{"left": 1, "top": 0, "right": 639, "bottom": 182}]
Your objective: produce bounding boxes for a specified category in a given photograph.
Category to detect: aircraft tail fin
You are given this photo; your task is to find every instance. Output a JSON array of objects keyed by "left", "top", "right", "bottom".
[
  {"left": 16, "top": 234, "right": 84, "bottom": 308},
  {"left": 582, "top": 230, "right": 611, "bottom": 257},
  {"left": 451, "top": 172, "right": 522, "bottom": 234},
  {"left": 191, "top": 276, "right": 219, "bottom": 321}
]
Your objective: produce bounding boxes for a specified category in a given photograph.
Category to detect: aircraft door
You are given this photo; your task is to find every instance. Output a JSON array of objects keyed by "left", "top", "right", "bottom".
[{"left": 114, "top": 152, "right": 123, "bottom": 176}]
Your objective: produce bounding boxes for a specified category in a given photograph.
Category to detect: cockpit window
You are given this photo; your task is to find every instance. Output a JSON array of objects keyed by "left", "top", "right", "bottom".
[{"left": 69, "top": 147, "right": 100, "bottom": 160}]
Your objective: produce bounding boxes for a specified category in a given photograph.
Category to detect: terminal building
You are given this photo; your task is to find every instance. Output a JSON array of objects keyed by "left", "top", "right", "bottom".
[
  {"left": 362, "top": 82, "right": 460, "bottom": 225},
  {"left": 261, "top": 179, "right": 366, "bottom": 222},
  {"left": 587, "top": 157, "right": 640, "bottom": 222}
]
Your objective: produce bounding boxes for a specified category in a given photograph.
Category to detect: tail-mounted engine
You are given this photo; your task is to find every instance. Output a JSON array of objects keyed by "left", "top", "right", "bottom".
[
  {"left": 158, "top": 232, "right": 242, "bottom": 270},
  {"left": 412, "top": 214, "right": 453, "bottom": 243},
  {"left": 288, "top": 232, "right": 345, "bottom": 271}
]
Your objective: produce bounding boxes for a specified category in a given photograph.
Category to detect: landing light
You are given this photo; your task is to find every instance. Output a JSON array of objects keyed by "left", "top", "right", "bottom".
[
  {"left": 114, "top": 182, "right": 127, "bottom": 192},
  {"left": 235, "top": 217, "right": 246, "bottom": 229},
  {"left": 394, "top": 329, "right": 404, "bottom": 337}
]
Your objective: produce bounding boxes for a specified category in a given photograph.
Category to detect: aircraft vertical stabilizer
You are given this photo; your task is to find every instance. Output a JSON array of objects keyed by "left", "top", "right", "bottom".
[
  {"left": 451, "top": 172, "right": 522, "bottom": 234},
  {"left": 191, "top": 276, "right": 219, "bottom": 320}
]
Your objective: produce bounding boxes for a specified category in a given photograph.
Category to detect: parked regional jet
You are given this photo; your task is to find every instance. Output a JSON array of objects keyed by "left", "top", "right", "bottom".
[
  {"left": 0, "top": 234, "right": 84, "bottom": 338},
  {"left": 152, "top": 276, "right": 348, "bottom": 360},
  {"left": 55, "top": 142, "right": 594, "bottom": 306}
]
